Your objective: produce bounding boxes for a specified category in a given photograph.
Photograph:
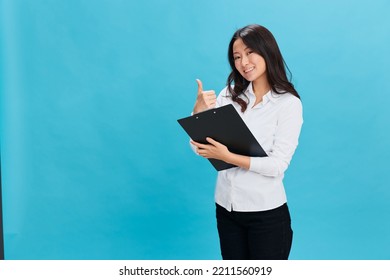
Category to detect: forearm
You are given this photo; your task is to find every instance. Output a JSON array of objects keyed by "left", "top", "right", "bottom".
[
  {"left": 249, "top": 156, "right": 288, "bottom": 177},
  {"left": 224, "top": 152, "right": 250, "bottom": 170},
  {"left": 227, "top": 153, "right": 288, "bottom": 177}
]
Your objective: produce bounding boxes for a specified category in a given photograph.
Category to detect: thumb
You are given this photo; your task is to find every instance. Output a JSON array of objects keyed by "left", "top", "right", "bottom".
[{"left": 196, "top": 79, "right": 203, "bottom": 94}]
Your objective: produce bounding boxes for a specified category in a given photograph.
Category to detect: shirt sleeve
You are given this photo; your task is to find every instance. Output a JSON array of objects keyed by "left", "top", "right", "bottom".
[{"left": 249, "top": 96, "right": 303, "bottom": 177}]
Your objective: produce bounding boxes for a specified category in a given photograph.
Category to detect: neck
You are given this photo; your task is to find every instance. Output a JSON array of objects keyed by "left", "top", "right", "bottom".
[{"left": 252, "top": 78, "right": 271, "bottom": 101}]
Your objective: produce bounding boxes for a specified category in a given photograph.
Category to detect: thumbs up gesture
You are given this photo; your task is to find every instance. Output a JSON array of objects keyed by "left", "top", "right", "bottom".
[{"left": 193, "top": 79, "right": 217, "bottom": 114}]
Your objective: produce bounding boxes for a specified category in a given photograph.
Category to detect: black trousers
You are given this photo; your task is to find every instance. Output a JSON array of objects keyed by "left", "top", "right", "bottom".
[{"left": 216, "top": 203, "right": 293, "bottom": 260}]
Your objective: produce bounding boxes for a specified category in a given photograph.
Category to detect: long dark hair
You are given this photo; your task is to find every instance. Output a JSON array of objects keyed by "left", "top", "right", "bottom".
[{"left": 227, "top": 24, "right": 300, "bottom": 112}]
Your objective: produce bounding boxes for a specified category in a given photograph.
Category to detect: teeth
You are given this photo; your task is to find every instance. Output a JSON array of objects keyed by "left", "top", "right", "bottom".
[{"left": 244, "top": 67, "right": 254, "bottom": 73}]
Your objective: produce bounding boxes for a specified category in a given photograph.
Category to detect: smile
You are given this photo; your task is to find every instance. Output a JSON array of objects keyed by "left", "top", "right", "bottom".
[{"left": 244, "top": 67, "right": 254, "bottom": 73}]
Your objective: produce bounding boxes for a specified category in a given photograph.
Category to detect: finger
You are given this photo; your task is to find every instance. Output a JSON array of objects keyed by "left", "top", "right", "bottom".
[
  {"left": 201, "top": 92, "right": 216, "bottom": 100},
  {"left": 198, "top": 149, "right": 209, "bottom": 157},
  {"left": 202, "top": 91, "right": 216, "bottom": 98},
  {"left": 206, "top": 137, "right": 219, "bottom": 145},
  {"left": 197, "top": 143, "right": 210, "bottom": 149},
  {"left": 191, "top": 140, "right": 208, "bottom": 149},
  {"left": 196, "top": 79, "right": 203, "bottom": 94},
  {"left": 190, "top": 140, "right": 201, "bottom": 147},
  {"left": 199, "top": 152, "right": 211, "bottom": 159},
  {"left": 203, "top": 95, "right": 216, "bottom": 102},
  {"left": 206, "top": 103, "right": 216, "bottom": 109}
]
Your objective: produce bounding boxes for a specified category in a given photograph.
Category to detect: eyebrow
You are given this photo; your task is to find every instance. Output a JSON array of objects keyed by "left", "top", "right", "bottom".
[{"left": 233, "top": 47, "right": 250, "bottom": 54}]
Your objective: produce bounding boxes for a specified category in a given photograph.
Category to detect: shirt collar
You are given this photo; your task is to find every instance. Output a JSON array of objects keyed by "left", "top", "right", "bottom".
[{"left": 245, "top": 82, "right": 278, "bottom": 106}]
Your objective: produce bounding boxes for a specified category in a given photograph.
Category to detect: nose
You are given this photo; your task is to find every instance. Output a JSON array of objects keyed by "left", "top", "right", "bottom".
[{"left": 241, "top": 54, "right": 249, "bottom": 66}]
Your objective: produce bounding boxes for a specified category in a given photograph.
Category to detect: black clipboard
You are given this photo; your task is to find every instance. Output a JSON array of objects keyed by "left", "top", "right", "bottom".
[{"left": 177, "top": 104, "right": 267, "bottom": 171}]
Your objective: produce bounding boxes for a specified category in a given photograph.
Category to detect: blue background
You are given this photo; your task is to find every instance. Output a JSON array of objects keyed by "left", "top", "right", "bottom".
[{"left": 1, "top": 0, "right": 389, "bottom": 259}]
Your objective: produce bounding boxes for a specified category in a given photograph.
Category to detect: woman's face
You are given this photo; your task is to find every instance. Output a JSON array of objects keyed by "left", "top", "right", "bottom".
[{"left": 232, "top": 38, "right": 267, "bottom": 84}]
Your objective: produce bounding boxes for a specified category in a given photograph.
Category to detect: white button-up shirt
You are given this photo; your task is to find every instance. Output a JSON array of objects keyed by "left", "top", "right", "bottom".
[{"left": 193, "top": 83, "right": 303, "bottom": 212}]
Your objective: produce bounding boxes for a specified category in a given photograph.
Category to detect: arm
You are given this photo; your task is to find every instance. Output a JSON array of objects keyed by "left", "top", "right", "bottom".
[{"left": 249, "top": 97, "right": 303, "bottom": 176}]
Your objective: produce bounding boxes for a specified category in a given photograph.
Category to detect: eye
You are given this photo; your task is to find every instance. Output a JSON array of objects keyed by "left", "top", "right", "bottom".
[
  {"left": 233, "top": 56, "right": 241, "bottom": 61},
  {"left": 247, "top": 50, "right": 254, "bottom": 55}
]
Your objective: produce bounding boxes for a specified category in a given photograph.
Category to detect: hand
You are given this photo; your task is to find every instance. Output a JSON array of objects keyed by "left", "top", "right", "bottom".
[
  {"left": 193, "top": 79, "right": 217, "bottom": 114},
  {"left": 190, "top": 137, "right": 231, "bottom": 162}
]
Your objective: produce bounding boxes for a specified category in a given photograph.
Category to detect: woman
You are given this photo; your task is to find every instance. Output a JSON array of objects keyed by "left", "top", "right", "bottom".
[{"left": 190, "top": 24, "right": 303, "bottom": 260}]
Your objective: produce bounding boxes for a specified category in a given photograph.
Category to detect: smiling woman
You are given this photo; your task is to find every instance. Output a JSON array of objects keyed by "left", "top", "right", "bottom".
[{"left": 190, "top": 24, "right": 303, "bottom": 260}]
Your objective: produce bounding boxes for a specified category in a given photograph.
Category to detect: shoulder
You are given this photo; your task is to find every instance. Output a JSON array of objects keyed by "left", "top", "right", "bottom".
[
  {"left": 270, "top": 92, "right": 303, "bottom": 121},
  {"left": 218, "top": 86, "right": 231, "bottom": 97},
  {"left": 216, "top": 86, "right": 232, "bottom": 106},
  {"left": 272, "top": 92, "right": 302, "bottom": 108}
]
